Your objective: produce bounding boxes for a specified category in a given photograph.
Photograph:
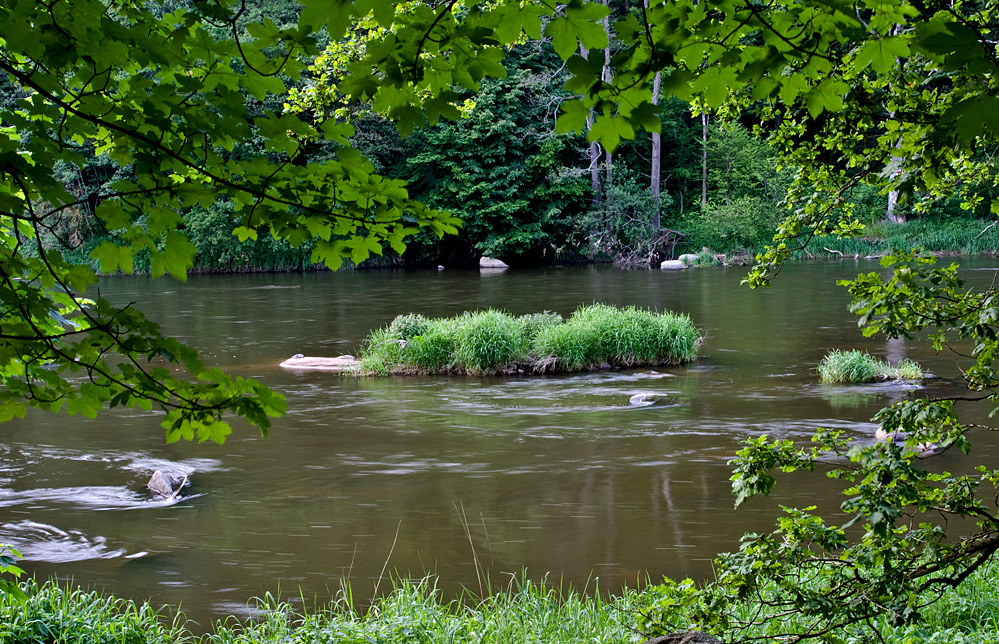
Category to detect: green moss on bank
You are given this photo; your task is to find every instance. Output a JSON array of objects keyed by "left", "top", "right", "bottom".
[{"left": 359, "top": 305, "right": 701, "bottom": 376}]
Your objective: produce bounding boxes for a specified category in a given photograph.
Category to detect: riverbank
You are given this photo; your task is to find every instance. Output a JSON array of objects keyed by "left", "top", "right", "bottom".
[
  {"left": 64, "top": 216, "right": 999, "bottom": 276},
  {"left": 5, "top": 558, "right": 999, "bottom": 643}
]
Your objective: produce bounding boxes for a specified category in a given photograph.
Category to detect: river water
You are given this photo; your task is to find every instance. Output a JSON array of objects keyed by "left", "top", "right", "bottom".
[{"left": 3, "top": 259, "right": 998, "bottom": 627}]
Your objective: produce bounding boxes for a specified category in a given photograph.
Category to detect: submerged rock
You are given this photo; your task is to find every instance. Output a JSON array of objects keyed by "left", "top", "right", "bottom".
[{"left": 629, "top": 392, "right": 675, "bottom": 406}]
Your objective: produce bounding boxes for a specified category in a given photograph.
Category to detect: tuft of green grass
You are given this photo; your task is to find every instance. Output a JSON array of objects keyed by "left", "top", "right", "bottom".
[
  {"left": 359, "top": 305, "right": 700, "bottom": 376},
  {"left": 0, "top": 579, "right": 187, "bottom": 643},
  {"left": 454, "top": 310, "right": 530, "bottom": 374},
  {"left": 202, "top": 576, "right": 641, "bottom": 644},
  {"left": 817, "top": 349, "right": 923, "bottom": 383}
]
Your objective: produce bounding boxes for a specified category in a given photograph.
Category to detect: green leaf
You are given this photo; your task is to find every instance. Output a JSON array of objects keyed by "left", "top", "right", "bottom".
[
  {"left": 556, "top": 99, "right": 591, "bottom": 134},
  {"left": 162, "top": 231, "right": 197, "bottom": 281},
  {"left": 853, "top": 36, "right": 910, "bottom": 74},
  {"left": 805, "top": 78, "right": 848, "bottom": 118},
  {"left": 92, "top": 242, "right": 134, "bottom": 274},
  {"left": 544, "top": 0, "right": 609, "bottom": 60},
  {"left": 587, "top": 114, "right": 634, "bottom": 153},
  {"left": 299, "top": 0, "right": 356, "bottom": 38}
]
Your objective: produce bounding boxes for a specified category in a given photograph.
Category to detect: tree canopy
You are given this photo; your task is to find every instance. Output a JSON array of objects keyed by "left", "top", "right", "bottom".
[{"left": 5, "top": 0, "right": 999, "bottom": 640}]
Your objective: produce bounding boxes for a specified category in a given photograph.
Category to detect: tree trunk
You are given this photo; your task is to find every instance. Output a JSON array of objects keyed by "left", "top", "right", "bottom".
[
  {"left": 701, "top": 111, "right": 709, "bottom": 208},
  {"left": 602, "top": 0, "right": 613, "bottom": 190},
  {"left": 651, "top": 71, "right": 662, "bottom": 230},
  {"left": 580, "top": 44, "right": 602, "bottom": 206},
  {"left": 886, "top": 189, "right": 905, "bottom": 223}
]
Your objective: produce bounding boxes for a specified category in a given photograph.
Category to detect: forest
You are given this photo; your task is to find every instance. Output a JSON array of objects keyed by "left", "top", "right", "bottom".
[{"left": 22, "top": 0, "right": 995, "bottom": 274}]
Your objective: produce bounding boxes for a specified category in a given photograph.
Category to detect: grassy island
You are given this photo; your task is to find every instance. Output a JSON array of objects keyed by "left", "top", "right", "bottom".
[
  {"left": 358, "top": 305, "right": 700, "bottom": 376},
  {"left": 817, "top": 349, "right": 923, "bottom": 384}
]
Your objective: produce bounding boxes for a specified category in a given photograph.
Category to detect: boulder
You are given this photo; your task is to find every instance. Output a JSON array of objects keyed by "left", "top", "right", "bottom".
[
  {"left": 641, "top": 632, "right": 723, "bottom": 644},
  {"left": 660, "top": 259, "right": 688, "bottom": 270},
  {"left": 279, "top": 355, "right": 362, "bottom": 372},
  {"left": 479, "top": 256, "right": 509, "bottom": 269},
  {"left": 147, "top": 471, "right": 181, "bottom": 498},
  {"left": 678, "top": 253, "right": 700, "bottom": 266}
]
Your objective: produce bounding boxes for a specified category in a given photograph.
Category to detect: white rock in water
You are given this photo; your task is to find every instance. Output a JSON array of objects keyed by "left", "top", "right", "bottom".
[
  {"left": 660, "top": 260, "right": 687, "bottom": 270},
  {"left": 479, "top": 256, "right": 509, "bottom": 269},
  {"left": 147, "top": 471, "right": 178, "bottom": 498},
  {"left": 279, "top": 355, "right": 362, "bottom": 372},
  {"left": 629, "top": 392, "right": 672, "bottom": 406}
]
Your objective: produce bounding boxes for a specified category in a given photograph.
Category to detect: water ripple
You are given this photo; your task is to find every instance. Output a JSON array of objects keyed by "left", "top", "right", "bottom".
[{"left": 0, "top": 520, "right": 132, "bottom": 562}]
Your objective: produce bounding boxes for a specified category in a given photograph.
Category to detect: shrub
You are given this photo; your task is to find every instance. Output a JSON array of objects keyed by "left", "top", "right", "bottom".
[
  {"left": 817, "top": 350, "right": 923, "bottom": 383},
  {"left": 683, "top": 196, "right": 783, "bottom": 254},
  {"left": 388, "top": 313, "right": 431, "bottom": 341}
]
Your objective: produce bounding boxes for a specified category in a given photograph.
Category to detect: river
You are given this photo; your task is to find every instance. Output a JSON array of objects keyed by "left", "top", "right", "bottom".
[{"left": 3, "top": 258, "right": 998, "bottom": 627}]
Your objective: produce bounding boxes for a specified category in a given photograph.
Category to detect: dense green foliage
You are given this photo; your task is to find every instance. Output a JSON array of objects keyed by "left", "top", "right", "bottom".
[
  {"left": 360, "top": 305, "right": 699, "bottom": 375},
  {"left": 817, "top": 349, "right": 923, "bottom": 384},
  {"left": 7, "top": 1, "right": 999, "bottom": 642}
]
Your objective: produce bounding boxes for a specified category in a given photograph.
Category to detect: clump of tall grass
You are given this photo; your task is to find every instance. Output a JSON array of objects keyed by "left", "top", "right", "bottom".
[
  {"left": 532, "top": 304, "right": 699, "bottom": 371},
  {"left": 454, "top": 309, "right": 530, "bottom": 374},
  {"left": 359, "top": 305, "right": 700, "bottom": 376},
  {"left": 809, "top": 217, "right": 999, "bottom": 258},
  {"left": 204, "top": 577, "right": 641, "bottom": 644},
  {"left": 817, "top": 349, "right": 922, "bottom": 383},
  {"left": 0, "top": 579, "right": 187, "bottom": 643}
]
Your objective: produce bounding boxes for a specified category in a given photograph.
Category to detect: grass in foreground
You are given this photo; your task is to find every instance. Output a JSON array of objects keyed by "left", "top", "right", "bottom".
[
  {"left": 359, "top": 305, "right": 700, "bottom": 376},
  {"left": 817, "top": 349, "right": 923, "bottom": 384},
  {"left": 6, "top": 562, "right": 999, "bottom": 644},
  {"left": 0, "top": 577, "right": 642, "bottom": 644}
]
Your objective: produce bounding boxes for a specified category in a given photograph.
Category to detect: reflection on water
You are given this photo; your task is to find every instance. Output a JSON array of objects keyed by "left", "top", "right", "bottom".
[{"left": 3, "top": 260, "right": 999, "bottom": 629}]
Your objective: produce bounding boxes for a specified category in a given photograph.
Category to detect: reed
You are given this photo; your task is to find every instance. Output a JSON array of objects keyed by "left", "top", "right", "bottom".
[
  {"left": 807, "top": 218, "right": 999, "bottom": 258},
  {"left": 817, "top": 349, "right": 922, "bottom": 383}
]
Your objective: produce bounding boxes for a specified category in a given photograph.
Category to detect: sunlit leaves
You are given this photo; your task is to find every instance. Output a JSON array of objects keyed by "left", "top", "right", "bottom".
[
  {"left": 544, "top": 0, "right": 609, "bottom": 60},
  {"left": 853, "top": 37, "right": 909, "bottom": 75},
  {"left": 0, "top": 0, "right": 458, "bottom": 443}
]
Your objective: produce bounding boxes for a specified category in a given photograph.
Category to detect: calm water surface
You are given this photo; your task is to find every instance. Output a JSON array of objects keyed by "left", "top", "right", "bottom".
[{"left": 3, "top": 260, "right": 998, "bottom": 627}]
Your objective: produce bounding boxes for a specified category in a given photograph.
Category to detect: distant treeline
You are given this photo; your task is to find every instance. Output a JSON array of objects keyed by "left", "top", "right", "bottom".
[{"left": 27, "top": 0, "right": 994, "bottom": 275}]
